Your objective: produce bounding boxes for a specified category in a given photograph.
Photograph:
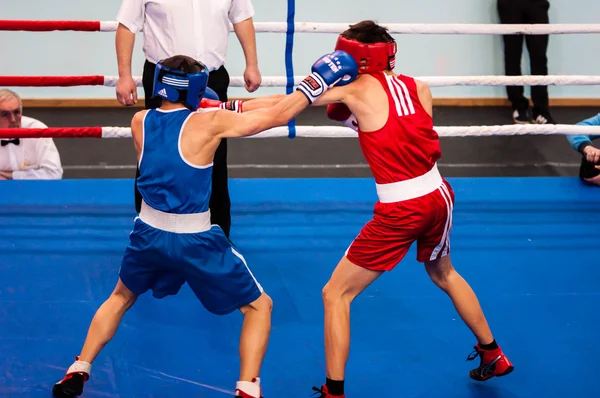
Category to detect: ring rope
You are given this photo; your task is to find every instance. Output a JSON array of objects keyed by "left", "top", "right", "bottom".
[
  {"left": 2, "top": 20, "right": 597, "bottom": 141},
  {"left": 2, "top": 75, "right": 600, "bottom": 88},
  {"left": 2, "top": 20, "right": 600, "bottom": 34},
  {"left": 2, "top": 125, "right": 599, "bottom": 140}
]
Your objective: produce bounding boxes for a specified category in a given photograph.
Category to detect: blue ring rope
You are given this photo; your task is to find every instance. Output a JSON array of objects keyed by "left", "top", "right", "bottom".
[{"left": 284, "top": 0, "right": 296, "bottom": 139}]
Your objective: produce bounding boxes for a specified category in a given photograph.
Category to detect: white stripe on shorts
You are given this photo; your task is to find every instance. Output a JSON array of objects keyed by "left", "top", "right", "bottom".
[
  {"left": 429, "top": 185, "right": 454, "bottom": 261},
  {"left": 439, "top": 184, "right": 453, "bottom": 257},
  {"left": 231, "top": 247, "right": 263, "bottom": 293}
]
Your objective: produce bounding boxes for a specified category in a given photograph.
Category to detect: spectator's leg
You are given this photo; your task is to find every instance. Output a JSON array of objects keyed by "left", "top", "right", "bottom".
[
  {"left": 497, "top": 0, "right": 530, "bottom": 122},
  {"left": 207, "top": 66, "right": 232, "bottom": 238},
  {"left": 525, "top": 0, "right": 553, "bottom": 123}
]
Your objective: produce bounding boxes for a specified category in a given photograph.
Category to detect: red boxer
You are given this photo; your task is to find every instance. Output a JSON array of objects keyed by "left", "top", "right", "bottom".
[
  {"left": 312, "top": 21, "right": 513, "bottom": 397},
  {"left": 238, "top": 20, "right": 514, "bottom": 397}
]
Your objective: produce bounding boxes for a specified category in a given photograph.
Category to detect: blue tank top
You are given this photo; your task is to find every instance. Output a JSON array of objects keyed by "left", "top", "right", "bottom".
[{"left": 136, "top": 108, "right": 213, "bottom": 214}]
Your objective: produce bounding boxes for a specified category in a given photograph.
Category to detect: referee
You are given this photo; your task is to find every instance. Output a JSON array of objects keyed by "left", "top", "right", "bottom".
[{"left": 114, "top": 0, "right": 261, "bottom": 238}]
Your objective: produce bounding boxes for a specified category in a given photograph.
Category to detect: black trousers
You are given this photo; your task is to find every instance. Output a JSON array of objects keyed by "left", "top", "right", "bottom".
[
  {"left": 135, "top": 60, "right": 232, "bottom": 237},
  {"left": 497, "top": 0, "right": 550, "bottom": 112}
]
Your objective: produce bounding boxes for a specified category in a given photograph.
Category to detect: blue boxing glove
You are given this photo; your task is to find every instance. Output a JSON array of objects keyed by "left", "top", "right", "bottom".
[{"left": 296, "top": 50, "right": 358, "bottom": 104}]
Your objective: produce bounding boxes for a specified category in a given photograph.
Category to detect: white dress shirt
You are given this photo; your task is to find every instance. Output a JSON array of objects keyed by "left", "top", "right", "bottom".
[
  {"left": 116, "top": 0, "right": 255, "bottom": 71},
  {"left": 0, "top": 116, "right": 63, "bottom": 180}
]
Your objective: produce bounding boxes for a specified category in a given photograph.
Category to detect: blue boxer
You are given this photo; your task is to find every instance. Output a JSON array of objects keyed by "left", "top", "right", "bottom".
[
  {"left": 117, "top": 76, "right": 261, "bottom": 314},
  {"left": 52, "top": 51, "right": 358, "bottom": 398}
]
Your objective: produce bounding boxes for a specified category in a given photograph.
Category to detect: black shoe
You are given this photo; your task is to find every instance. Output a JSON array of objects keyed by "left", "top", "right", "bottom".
[
  {"left": 532, "top": 109, "right": 556, "bottom": 124},
  {"left": 512, "top": 108, "right": 532, "bottom": 124},
  {"left": 52, "top": 373, "right": 87, "bottom": 398},
  {"left": 311, "top": 385, "right": 345, "bottom": 397}
]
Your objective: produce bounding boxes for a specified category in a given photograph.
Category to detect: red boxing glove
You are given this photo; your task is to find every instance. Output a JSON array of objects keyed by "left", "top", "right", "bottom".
[
  {"left": 199, "top": 98, "right": 222, "bottom": 109},
  {"left": 199, "top": 99, "right": 244, "bottom": 113},
  {"left": 326, "top": 103, "right": 358, "bottom": 131}
]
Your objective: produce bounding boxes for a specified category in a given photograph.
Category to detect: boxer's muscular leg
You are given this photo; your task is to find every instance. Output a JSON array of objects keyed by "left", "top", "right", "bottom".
[
  {"left": 52, "top": 280, "right": 138, "bottom": 398},
  {"left": 322, "top": 257, "right": 382, "bottom": 381},
  {"left": 78, "top": 279, "right": 138, "bottom": 363},
  {"left": 424, "top": 255, "right": 493, "bottom": 344},
  {"left": 238, "top": 293, "right": 273, "bottom": 382},
  {"left": 425, "top": 255, "right": 514, "bottom": 381}
]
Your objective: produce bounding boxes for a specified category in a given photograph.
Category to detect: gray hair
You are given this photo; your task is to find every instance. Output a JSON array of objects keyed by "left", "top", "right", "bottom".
[{"left": 0, "top": 89, "right": 22, "bottom": 111}]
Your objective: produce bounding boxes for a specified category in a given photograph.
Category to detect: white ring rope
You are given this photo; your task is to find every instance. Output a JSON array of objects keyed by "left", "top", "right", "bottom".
[
  {"left": 99, "top": 124, "right": 600, "bottom": 139},
  {"left": 98, "top": 21, "right": 600, "bottom": 35},
  {"left": 101, "top": 75, "right": 600, "bottom": 88}
]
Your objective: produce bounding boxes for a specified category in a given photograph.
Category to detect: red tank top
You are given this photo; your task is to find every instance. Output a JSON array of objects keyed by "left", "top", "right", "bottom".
[{"left": 357, "top": 72, "right": 441, "bottom": 184}]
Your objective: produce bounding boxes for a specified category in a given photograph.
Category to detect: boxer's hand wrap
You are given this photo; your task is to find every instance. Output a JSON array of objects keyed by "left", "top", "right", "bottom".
[
  {"left": 219, "top": 100, "right": 243, "bottom": 113},
  {"left": 199, "top": 99, "right": 243, "bottom": 113},
  {"left": 326, "top": 103, "right": 358, "bottom": 131},
  {"left": 296, "top": 50, "right": 358, "bottom": 104}
]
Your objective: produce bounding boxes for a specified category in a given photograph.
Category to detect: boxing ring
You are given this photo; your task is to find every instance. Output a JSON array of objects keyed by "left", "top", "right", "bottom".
[{"left": 2, "top": 19, "right": 600, "bottom": 398}]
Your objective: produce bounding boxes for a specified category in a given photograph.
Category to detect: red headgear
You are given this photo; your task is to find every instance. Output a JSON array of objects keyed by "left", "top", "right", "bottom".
[{"left": 334, "top": 35, "right": 397, "bottom": 74}]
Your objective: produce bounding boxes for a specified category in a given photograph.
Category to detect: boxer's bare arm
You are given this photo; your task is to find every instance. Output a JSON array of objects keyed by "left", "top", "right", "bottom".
[
  {"left": 241, "top": 95, "right": 287, "bottom": 111},
  {"left": 130, "top": 110, "right": 148, "bottom": 162},
  {"left": 310, "top": 79, "right": 359, "bottom": 107},
  {"left": 236, "top": 76, "right": 373, "bottom": 116},
  {"left": 211, "top": 91, "right": 311, "bottom": 138},
  {"left": 415, "top": 79, "right": 433, "bottom": 118},
  {"left": 235, "top": 78, "right": 364, "bottom": 113},
  {"left": 240, "top": 75, "right": 364, "bottom": 112},
  {"left": 231, "top": 76, "right": 428, "bottom": 117}
]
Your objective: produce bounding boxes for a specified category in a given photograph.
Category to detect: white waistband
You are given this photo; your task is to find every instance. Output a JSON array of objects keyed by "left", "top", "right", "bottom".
[
  {"left": 375, "top": 163, "right": 443, "bottom": 203},
  {"left": 138, "top": 200, "right": 212, "bottom": 233}
]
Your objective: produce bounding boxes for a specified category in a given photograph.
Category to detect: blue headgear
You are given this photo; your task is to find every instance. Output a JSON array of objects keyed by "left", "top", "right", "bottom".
[{"left": 152, "top": 59, "right": 209, "bottom": 110}]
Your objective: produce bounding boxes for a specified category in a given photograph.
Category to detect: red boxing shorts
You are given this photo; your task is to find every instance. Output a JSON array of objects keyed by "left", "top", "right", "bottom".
[{"left": 346, "top": 177, "right": 454, "bottom": 271}]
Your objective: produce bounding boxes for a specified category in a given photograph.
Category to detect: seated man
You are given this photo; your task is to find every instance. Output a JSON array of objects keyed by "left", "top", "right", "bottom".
[
  {"left": 51, "top": 52, "right": 357, "bottom": 398},
  {"left": 566, "top": 113, "right": 600, "bottom": 186},
  {"left": 0, "top": 89, "right": 63, "bottom": 180}
]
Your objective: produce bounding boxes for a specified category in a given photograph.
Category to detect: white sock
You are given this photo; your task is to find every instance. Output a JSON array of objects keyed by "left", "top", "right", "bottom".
[
  {"left": 66, "top": 359, "right": 91, "bottom": 377},
  {"left": 236, "top": 378, "right": 261, "bottom": 397}
]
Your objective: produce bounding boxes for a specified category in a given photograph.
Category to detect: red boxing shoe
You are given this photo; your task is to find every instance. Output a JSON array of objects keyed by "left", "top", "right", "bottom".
[
  {"left": 312, "top": 385, "right": 346, "bottom": 397},
  {"left": 52, "top": 357, "right": 90, "bottom": 397},
  {"left": 467, "top": 343, "right": 514, "bottom": 381}
]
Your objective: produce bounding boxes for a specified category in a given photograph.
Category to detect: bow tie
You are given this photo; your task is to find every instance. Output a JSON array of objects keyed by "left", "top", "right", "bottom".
[{"left": 1, "top": 138, "right": 20, "bottom": 146}]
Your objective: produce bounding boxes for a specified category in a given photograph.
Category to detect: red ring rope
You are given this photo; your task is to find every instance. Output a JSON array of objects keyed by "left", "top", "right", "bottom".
[
  {"left": 0, "top": 20, "right": 101, "bottom": 32},
  {"left": 0, "top": 128, "right": 103, "bottom": 139}
]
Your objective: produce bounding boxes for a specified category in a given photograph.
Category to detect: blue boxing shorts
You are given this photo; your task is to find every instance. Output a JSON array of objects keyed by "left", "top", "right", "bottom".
[{"left": 118, "top": 203, "right": 263, "bottom": 315}]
